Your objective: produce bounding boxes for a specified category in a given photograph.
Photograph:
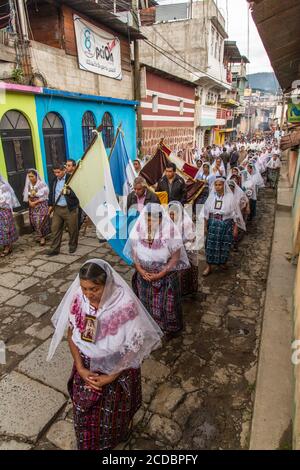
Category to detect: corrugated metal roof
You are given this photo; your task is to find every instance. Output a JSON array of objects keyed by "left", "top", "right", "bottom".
[{"left": 224, "top": 41, "right": 242, "bottom": 62}]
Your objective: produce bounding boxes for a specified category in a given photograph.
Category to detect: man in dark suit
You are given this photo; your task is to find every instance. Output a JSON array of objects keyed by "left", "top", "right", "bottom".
[
  {"left": 47, "top": 163, "right": 79, "bottom": 256},
  {"left": 220, "top": 147, "right": 230, "bottom": 171},
  {"left": 156, "top": 163, "right": 187, "bottom": 204},
  {"left": 230, "top": 146, "right": 240, "bottom": 168},
  {"left": 127, "top": 176, "right": 159, "bottom": 213}
]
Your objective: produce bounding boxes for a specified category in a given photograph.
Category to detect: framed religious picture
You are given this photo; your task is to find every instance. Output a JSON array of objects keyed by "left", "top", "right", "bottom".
[
  {"left": 214, "top": 199, "right": 223, "bottom": 210},
  {"left": 81, "top": 315, "right": 98, "bottom": 343}
]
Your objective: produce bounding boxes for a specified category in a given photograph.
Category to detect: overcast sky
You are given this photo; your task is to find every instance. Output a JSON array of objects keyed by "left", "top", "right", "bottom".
[{"left": 156, "top": 0, "right": 274, "bottom": 74}]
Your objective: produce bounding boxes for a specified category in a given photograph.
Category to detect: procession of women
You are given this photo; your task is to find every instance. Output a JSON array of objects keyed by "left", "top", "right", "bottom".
[{"left": 0, "top": 134, "right": 282, "bottom": 450}]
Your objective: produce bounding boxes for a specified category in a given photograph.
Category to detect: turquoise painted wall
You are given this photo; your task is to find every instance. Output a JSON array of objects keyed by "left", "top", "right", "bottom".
[{"left": 35, "top": 93, "right": 137, "bottom": 182}]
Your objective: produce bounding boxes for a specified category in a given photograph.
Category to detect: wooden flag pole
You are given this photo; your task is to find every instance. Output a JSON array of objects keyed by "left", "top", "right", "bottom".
[
  {"left": 108, "top": 122, "right": 122, "bottom": 161},
  {"left": 41, "top": 124, "right": 104, "bottom": 227}
]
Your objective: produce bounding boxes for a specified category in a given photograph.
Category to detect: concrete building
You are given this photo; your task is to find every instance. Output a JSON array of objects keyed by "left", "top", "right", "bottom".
[
  {"left": 220, "top": 41, "right": 250, "bottom": 141},
  {"left": 0, "top": 0, "right": 141, "bottom": 209},
  {"left": 138, "top": 0, "right": 232, "bottom": 149}
]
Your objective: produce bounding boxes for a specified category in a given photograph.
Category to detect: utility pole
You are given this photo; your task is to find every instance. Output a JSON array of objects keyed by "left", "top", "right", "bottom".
[
  {"left": 15, "top": 0, "right": 32, "bottom": 83},
  {"left": 190, "top": 0, "right": 193, "bottom": 19},
  {"left": 132, "top": 0, "right": 143, "bottom": 158},
  {"left": 17, "top": 0, "right": 29, "bottom": 41}
]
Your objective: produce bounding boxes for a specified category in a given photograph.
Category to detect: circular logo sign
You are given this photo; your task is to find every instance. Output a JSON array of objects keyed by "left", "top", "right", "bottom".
[{"left": 81, "top": 27, "right": 95, "bottom": 58}]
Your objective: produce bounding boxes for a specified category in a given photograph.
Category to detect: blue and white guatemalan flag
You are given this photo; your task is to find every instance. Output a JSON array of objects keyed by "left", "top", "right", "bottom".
[
  {"left": 109, "top": 130, "right": 136, "bottom": 198},
  {"left": 68, "top": 131, "right": 133, "bottom": 265}
]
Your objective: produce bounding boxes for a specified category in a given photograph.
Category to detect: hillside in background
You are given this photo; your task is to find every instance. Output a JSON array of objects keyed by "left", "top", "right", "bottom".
[{"left": 247, "top": 72, "right": 280, "bottom": 93}]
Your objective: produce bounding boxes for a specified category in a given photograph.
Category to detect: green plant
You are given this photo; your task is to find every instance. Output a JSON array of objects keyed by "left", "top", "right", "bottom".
[{"left": 11, "top": 67, "right": 24, "bottom": 84}]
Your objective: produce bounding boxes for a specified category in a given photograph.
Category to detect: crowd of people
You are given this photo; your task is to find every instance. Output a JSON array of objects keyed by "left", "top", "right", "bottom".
[{"left": 0, "top": 134, "right": 282, "bottom": 450}]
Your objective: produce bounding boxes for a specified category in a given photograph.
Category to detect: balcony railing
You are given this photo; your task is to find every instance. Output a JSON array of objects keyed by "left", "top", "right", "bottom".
[
  {"left": 0, "top": 30, "right": 17, "bottom": 65},
  {"left": 217, "top": 108, "right": 228, "bottom": 120},
  {"left": 0, "top": 30, "right": 16, "bottom": 47}
]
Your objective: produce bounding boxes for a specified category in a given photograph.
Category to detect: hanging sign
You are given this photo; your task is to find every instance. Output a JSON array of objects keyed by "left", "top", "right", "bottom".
[
  {"left": 288, "top": 102, "right": 300, "bottom": 123},
  {"left": 74, "top": 15, "right": 122, "bottom": 80}
]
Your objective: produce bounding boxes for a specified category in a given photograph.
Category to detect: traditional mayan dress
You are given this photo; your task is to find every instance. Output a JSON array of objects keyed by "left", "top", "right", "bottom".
[
  {"left": 204, "top": 183, "right": 238, "bottom": 266},
  {"left": 23, "top": 171, "right": 51, "bottom": 238},
  {"left": 0, "top": 176, "right": 19, "bottom": 247},
  {"left": 228, "top": 180, "right": 248, "bottom": 246},
  {"left": 68, "top": 351, "right": 142, "bottom": 450},
  {"left": 241, "top": 169, "right": 258, "bottom": 221},
  {"left": 132, "top": 242, "right": 183, "bottom": 334},
  {"left": 47, "top": 259, "right": 162, "bottom": 451},
  {"left": 168, "top": 201, "right": 198, "bottom": 296},
  {"left": 125, "top": 204, "right": 190, "bottom": 334}
]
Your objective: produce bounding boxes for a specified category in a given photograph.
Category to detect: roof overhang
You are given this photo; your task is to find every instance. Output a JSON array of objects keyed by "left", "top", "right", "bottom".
[
  {"left": 34, "top": 0, "right": 145, "bottom": 39},
  {"left": 195, "top": 74, "right": 232, "bottom": 91},
  {"left": 249, "top": 0, "right": 300, "bottom": 91},
  {"left": 224, "top": 41, "right": 242, "bottom": 62},
  {"left": 211, "top": 16, "right": 228, "bottom": 39},
  {"left": 219, "top": 98, "right": 240, "bottom": 107}
]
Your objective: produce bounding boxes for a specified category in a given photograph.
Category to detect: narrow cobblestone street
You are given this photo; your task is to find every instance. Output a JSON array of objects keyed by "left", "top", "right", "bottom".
[{"left": 0, "top": 188, "right": 276, "bottom": 450}]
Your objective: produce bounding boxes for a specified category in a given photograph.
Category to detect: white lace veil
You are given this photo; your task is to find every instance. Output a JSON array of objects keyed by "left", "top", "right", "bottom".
[
  {"left": 204, "top": 178, "right": 235, "bottom": 220},
  {"left": 227, "top": 180, "right": 247, "bottom": 231},
  {"left": 23, "top": 169, "right": 49, "bottom": 202},
  {"left": 0, "top": 175, "right": 20, "bottom": 209},
  {"left": 47, "top": 259, "right": 163, "bottom": 373},
  {"left": 227, "top": 167, "right": 241, "bottom": 181},
  {"left": 196, "top": 162, "right": 211, "bottom": 180},
  {"left": 248, "top": 161, "right": 265, "bottom": 188},
  {"left": 204, "top": 178, "right": 245, "bottom": 229},
  {"left": 211, "top": 158, "right": 226, "bottom": 175},
  {"left": 267, "top": 155, "right": 281, "bottom": 169},
  {"left": 167, "top": 200, "right": 195, "bottom": 246},
  {"left": 123, "top": 203, "right": 190, "bottom": 271}
]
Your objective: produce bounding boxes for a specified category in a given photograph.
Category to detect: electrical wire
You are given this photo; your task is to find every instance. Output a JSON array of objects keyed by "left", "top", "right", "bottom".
[
  {"left": 143, "top": 34, "right": 231, "bottom": 88},
  {"left": 143, "top": 38, "right": 202, "bottom": 80},
  {"left": 24, "top": 0, "right": 43, "bottom": 79},
  {"left": 150, "top": 3, "right": 229, "bottom": 88}
]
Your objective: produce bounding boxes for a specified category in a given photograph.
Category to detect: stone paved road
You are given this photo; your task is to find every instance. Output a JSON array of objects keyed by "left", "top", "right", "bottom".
[{"left": 0, "top": 188, "right": 276, "bottom": 450}]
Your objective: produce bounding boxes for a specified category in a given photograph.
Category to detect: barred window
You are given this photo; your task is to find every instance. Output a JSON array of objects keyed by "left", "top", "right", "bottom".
[
  {"left": 102, "top": 112, "right": 114, "bottom": 148},
  {"left": 82, "top": 111, "right": 96, "bottom": 151}
]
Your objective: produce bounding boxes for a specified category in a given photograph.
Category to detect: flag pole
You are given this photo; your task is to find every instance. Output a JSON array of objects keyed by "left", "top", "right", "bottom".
[
  {"left": 42, "top": 124, "right": 104, "bottom": 227},
  {"left": 108, "top": 122, "right": 122, "bottom": 161},
  {"left": 67, "top": 123, "right": 104, "bottom": 186}
]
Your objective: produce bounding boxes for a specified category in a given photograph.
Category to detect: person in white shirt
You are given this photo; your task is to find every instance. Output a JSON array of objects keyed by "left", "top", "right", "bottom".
[
  {"left": 195, "top": 162, "right": 215, "bottom": 203},
  {"left": 266, "top": 154, "right": 281, "bottom": 189},
  {"left": 211, "top": 145, "right": 221, "bottom": 159}
]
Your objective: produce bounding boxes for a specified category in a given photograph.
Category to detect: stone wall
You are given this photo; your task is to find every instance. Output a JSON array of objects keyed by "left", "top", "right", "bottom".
[{"left": 142, "top": 126, "right": 194, "bottom": 156}]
